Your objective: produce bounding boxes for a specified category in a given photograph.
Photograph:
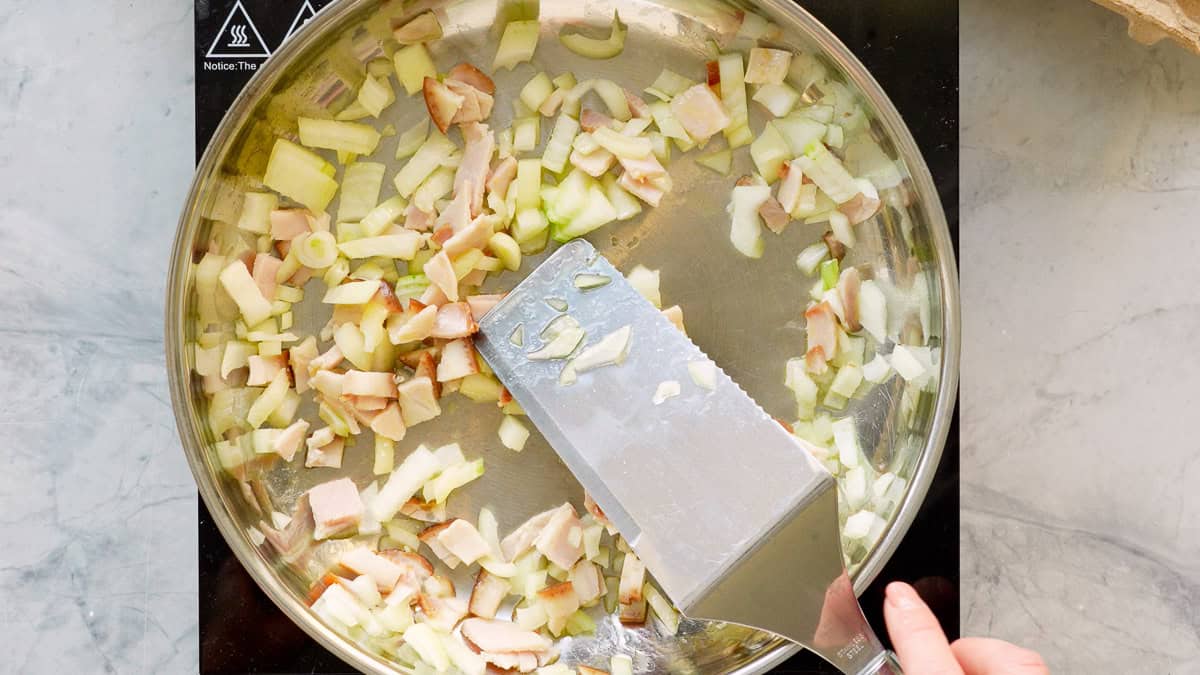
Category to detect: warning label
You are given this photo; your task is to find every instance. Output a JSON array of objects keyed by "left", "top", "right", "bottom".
[
  {"left": 283, "top": 1, "right": 319, "bottom": 43},
  {"left": 205, "top": 0, "right": 271, "bottom": 59}
]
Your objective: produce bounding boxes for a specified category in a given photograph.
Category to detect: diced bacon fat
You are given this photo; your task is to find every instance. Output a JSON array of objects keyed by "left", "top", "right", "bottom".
[
  {"left": 246, "top": 353, "right": 286, "bottom": 386},
  {"left": 618, "top": 551, "right": 646, "bottom": 604},
  {"left": 273, "top": 419, "right": 309, "bottom": 461},
  {"left": 419, "top": 521, "right": 464, "bottom": 568},
  {"left": 308, "top": 345, "right": 344, "bottom": 372},
  {"left": 435, "top": 188, "right": 472, "bottom": 233},
  {"left": 305, "top": 433, "right": 345, "bottom": 469},
  {"left": 469, "top": 570, "right": 508, "bottom": 618},
  {"left": 500, "top": 504, "right": 567, "bottom": 561},
  {"left": 436, "top": 519, "right": 491, "bottom": 565},
  {"left": 340, "top": 547, "right": 404, "bottom": 591},
  {"left": 616, "top": 153, "right": 666, "bottom": 181},
  {"left": 418, "top": 281, "right": 450, "bottom": 307},
  {"left": 397, "top": 376, "right": 442, "bottom": 427},
  {"left": 387, "top": 304, "right": 438, "bottom": 344},
  {"left": 618, "top": 171, "right": 664, "bottom": 207},
  {"left": 625, "top": 88, "right": 650, "bottom": 119},
  {"left": 404, "top": 203, "right": 434, "bottom": 231},
  {"left": 369, "top": 402, "right": 407, "bottom": 441},
  {"left": 350, "top": 395, "right": 390, "bottom": 411},
  {"left": 486, "top": 156, "right": 518, "bottom": 198},
  {"left": 308, "top": 477, "right": 364, "bottom": 540},
  {"left": 423, "top": 76, "right": 464, "bottom": 134},
  {"left": 342, "top": 370, "right": 398, "bottom": 398},
  {"left": 533, "top": 504, "right": 584, "bottom": 570},
  {"left": 436, "top": 337, "right": 480, "bottom": 382},
  {"left": 424, "top": 251, "right": 459, "bottom": 302},
  {"left": 466, "top": 294, "right": 504, "bottom": 321},
  {"left": 252, "top": 254, "right": 282, "bottom": 300},
  {"left": 580, "top": 109, "right": 617, "bottom": 133},
  {"left": 442, "top": 214, "right": 496, "bottom": 258},
  {"left": 804, "top": 301, "right": 838, "bottom": 363},
  {"left": 583, "top": 493, "right": 616, "bottom": 534},
  {"left": 455, "top": 123, "right": 495, "bottom": 216},
  {"left": 430, "top": 302, "right": 479, "bottom": 339},
  {"left": 669, "top": 84, "right": 731, "bottom": 141},
  {"left": 570, "top": 147, "right": 616, "bottom": 177},
  {"left": 289, "top": 338, "right": 318, "bottom": 394},
  {"left": 570, "top": 559, "right": 604, "bottom": 603},
  {"left": 447, "top": 62, "right": 496, "bottom": 95},
  {"left": 538, "top": 88, "right": 566, "bottom": 116},
  {"left": 269, "top": 209, "right": 311, "bottom": 240},
  {"left": 460, "top": 618, "right": 553, "bottom": 654},
  {"left": 417, "top": 592, "right": 468, "bottom": 632},
  {"left": 758, "top": 195, "right": 790, "bottom": 234}
]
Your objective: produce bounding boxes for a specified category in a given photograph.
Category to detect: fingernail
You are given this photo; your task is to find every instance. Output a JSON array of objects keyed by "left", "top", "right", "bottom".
[{"left": 886, "top": 582, "right": 920, "bottom": 610}]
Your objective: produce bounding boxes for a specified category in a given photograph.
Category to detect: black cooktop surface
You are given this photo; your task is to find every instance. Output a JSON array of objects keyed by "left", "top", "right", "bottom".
[{"left": 194, "top": 1, "right": 957, "bottom": 672}]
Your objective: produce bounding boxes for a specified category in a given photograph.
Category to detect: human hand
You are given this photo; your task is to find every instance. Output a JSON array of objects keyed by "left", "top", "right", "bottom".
[{"left": 883, "top": 581, "right": 1049, "bottom": 674}]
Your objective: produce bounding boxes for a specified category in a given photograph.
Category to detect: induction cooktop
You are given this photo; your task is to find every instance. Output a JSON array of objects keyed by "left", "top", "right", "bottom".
[{"left": 193, "top": 1, "right": 958, "bottom": 671}]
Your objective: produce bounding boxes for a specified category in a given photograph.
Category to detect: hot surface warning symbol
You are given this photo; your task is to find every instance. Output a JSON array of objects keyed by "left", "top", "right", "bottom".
[
  {"left": 206, "top": 0, "right": 271, "bottom": 59},
  {"left": 283, "top": 1, "right": 319, "bottom": 43}
]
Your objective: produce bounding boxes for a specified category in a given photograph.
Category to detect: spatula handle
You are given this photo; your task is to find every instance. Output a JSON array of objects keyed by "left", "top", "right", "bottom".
[{"left": 856, "top": 650, "right": 903, "bottom": 674}]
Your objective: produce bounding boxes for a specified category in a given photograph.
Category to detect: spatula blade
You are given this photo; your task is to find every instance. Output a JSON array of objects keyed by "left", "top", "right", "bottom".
[{"left": 475, "top": 240, "right": 833, "bottom": 614}]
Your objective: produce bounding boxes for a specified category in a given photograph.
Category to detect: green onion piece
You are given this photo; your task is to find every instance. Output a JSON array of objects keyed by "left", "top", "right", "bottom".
[{"left": 820, "top": 258, "right": 840, "bottom": 291}]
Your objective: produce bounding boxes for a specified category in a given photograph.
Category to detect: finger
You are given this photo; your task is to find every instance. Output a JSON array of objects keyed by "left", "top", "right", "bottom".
[
  {"left": 951, "top": 637, "right": 1050, "bottom": 675},
  {"left": 883, "top": 581, "right": 963, "bottom": 675}
]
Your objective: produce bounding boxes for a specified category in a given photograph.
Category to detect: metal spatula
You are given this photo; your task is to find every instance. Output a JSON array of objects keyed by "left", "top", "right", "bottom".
[{"left": 475, "top": 240, "right": 902, "bottom": 675}]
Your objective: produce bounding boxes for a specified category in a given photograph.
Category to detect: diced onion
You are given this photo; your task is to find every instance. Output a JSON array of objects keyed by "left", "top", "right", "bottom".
[
  {"left": 573, "top": 273, "right": 611, "bottom": 290},
  {"left": 652, "top": 380, "right": 680, "bottom": 405},
  {"left": 298, "top": 118, "right": 382, "bottom": 155},
  {"left": 858, "top": 280, "right": 888, "bottom": 342},
  {"left": 795, "top": 242, "right": 829, "bottom": 276},
  {"left": 829, "top": 363, "right": 863, "bottom": 398},
  {"left": 357, "top": 75, "right": 395, "bottom": 118},
  {"left": 889, "top": 345, "right": 932, "bottom": 382},
  {"left": 542, "top": 114, "right": 581, "bottom": 174},
  {"left": 337, "top": 161, "right": 386, "bottom": 223},
  {"left": 843, "top": 510, "right": 883, "bottom": 540},
  {"left": 393, "top": 118, "right": 429, "bottom": 160},
  {"left": 519, "top": 72, "right": 555, "bottom": 111},
  {"left": 237, "top": 192, "right": 276, "bottom": 234},
  {"left": 528, "top": 315, "right": 585, "bottom": 360},
  {"left": 752, "top": 82, "right": 800, "bottom": 117},
  {"left": 494, "top": 20, "right": 540, "bottom": 70},
  {"left": 687, "top": 360, "right": 717, "bottom": 390},
  {"left": 559, "top": 12, "right": 627, "bottom": 60},
  {"left": 862, "top": 354, "right": 892, "bottom": 384},
  {"left": 644, "top": 69, "right": 697, "bottom": 101},
  {"left": 796, "top": 142, "right": 860, "bottom": 204},
  {"left": 393, "top": 131, "right": 456, "bottom": 197},
  {"left": 625, "top": 266, "right": 661, "bottom": 308},
  {"left": 717, "top": 53, "right": 751, "bottom": 148},
  {"left": 296, "top": 231, "right": 340, "bottom": 269},
  {"left": 828, "top": 420, "right": 861, "bottom": 473},
  {"left": 728, "top": 184, "right": 770, "bottom": 258},
  {"left": 749, "top": 122, "right": 790, "bottom": 183},
  {"left": 393, "top": 44, "right": 437, "bottom": 95},
  {"left": 263, "top": 139, "right": 338, "bottom": 212},
  {"left": 498, "top": 415, "right": 531, "bottom": 452},
  {"left": 572, "top": 325, "right": 631, "bottom": 373}
]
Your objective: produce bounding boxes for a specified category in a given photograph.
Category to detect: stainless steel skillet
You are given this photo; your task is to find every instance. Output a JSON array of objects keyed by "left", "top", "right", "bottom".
[{"left": 166, "top": 0, "right": 959, "bottom": 672}]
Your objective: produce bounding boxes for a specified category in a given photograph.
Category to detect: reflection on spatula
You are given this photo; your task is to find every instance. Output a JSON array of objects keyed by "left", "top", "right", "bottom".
[{"left": 474, "top": 240, "right": 902, "bottom": 674}]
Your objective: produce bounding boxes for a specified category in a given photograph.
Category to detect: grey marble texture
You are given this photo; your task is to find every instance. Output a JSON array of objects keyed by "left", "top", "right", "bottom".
[
  {"left": 963, "top": 0, "right": 1200, "bottom": 672},
  {"left": 2, "top": 0, "right": 1198, "bottom": 673},
  {"left": 0, "top": 0, "right": 199, "bottom": 673}
]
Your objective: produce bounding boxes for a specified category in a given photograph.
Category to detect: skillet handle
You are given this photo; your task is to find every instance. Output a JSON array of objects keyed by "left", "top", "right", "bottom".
[{"left": 855, "top": 650, "right": 903, "bottom": 675}]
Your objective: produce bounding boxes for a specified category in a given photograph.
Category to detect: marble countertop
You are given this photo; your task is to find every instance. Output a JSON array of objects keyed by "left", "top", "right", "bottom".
[
  {"left": 1, "top": 0, "right": 1197, "bottom": 672},
  {"left": 962, "top": 0, "right": 1200, "bottom": 671}
]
